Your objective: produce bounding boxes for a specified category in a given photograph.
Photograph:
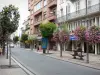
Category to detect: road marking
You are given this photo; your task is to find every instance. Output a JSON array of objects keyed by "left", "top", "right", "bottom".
[{"left": 11, "top": 57, "right": 36, "bottom": 75}]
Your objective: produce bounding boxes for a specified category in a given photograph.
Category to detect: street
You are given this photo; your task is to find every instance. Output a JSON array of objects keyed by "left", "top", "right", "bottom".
[{"left": 11, "top": 47, "right": 100, "bottom": 75}]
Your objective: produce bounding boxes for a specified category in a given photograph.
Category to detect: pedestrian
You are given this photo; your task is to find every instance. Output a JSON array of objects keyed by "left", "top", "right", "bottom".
[{"left": 35, "top": 44, "right": 36, "bottom": 49}]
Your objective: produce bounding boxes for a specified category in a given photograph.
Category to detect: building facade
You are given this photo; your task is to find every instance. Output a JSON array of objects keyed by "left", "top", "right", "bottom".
[
  {"left": 23, "top": 17, "right": 30, "bottom": 35},
  {"left": 57, "top": 0, "right": 100, "bottom": 55},
  {"left": 28, "top": 0, "right": 57, "bottom": 35},
  {"left": 21, "top": 17, "right": 30, "bottom": 35}
]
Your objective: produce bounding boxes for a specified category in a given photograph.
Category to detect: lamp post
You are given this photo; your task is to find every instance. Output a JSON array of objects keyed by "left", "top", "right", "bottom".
[
  {"left": 9, "top": 44, "right": 11, "bottom": 67},
  {"left": 85, "top": 0, "right": 89, "bottom": 63}
]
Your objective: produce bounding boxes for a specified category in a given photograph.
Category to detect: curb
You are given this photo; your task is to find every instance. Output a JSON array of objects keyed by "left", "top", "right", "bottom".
[
  {"left": 46, "top": 55, "right": 100, "bottom": 70},
  {"left": 11, "top": 56, "right": 36, "bottom": 75},
  {"left": 34, "top": 51, "right": 100, "bottom": 71}
]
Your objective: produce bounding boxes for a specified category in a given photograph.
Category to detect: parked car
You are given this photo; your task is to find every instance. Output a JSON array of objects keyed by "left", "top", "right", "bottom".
[{"left": 10, "top": 43, "right": 14, "bottom": 48}]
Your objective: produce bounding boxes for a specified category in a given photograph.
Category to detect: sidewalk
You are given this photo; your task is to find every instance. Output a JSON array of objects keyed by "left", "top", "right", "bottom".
[
  {"left": 34, "top": 50, "right": 100, "bottom": 70},
  {"left": 0, "top": 55, "right": 27, "bottom": 75}
]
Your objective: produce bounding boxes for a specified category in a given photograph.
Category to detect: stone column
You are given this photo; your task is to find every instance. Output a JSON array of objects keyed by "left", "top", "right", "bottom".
[
  {"left": 91, "top": 19, "right": 93, "bottom": 26},
  {"left": 82, "top": 42, "right": 84, "bottom": 52},
  {"left": 72, "top": 41, "right": 74, "bottom": 51},
  {"left": 64, "top": 43, "right": 66, "bottom": 51},
  {"left": 99, "top": 16, "right": 100, "bottom": 26},
  {"left": 95, "top": 43, "right": 98, "bottom": 55},
  {"left": 57, "top": 43, "right": 60, "bottom": 51},
  {"left": 95, "top": 17, "right": 98, "bottom": 26}
]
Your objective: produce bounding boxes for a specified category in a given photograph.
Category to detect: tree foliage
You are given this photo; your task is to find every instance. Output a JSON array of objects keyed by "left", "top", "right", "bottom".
[
  {"left": 39, "top": 20, "right": 56, "bottom": 38},
  {"left": 28, "top": 35, "right": 37, "bottom": 44},
  {"left": 13, "top": 36, "right": 19, "bottom": 43},
  {"left": 0, "top": 5, "right": 20, "bottom": 54},
  {"left": 52, "top": 23, "right": 69, "bottom": 43},
  {"left": 85, "top": 26, "right": 100, "bottom": 44},
  {"left": 20, "top": 34, "right": 28, "bottom": 43},
  {"left": 74, "top": 26, "right": 86, "bottom": 41},
  {"left": 0, "top": 5, "right": 20, "bottom": 35}
]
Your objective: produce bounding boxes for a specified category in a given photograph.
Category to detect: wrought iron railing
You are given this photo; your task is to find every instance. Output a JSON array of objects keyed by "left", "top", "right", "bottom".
[{"left": 57, "top": 3, "right": 100, "bottom": 23}]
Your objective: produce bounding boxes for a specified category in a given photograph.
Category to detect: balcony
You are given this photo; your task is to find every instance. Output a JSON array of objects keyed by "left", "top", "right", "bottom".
[
  {"left": 57, "top": 3, "right": 100, "bottom": 23},
  {"left": 48, "top": 0, "right": 57, "bottom": 8},
  {"left": 34, "top": 9, "right": 42, "bottom": 16},
  {"left": 47, "top": 13, "right": 56, "bottom": 21},
  {"left": 34, "top": 19, "right": 42, "bottom": 26}
]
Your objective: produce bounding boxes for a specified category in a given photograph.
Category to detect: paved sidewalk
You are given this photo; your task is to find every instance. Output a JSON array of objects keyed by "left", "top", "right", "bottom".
[
  {"left": 34, "top": 50, "right": 100, "bottom": 70},
  {"left": 0, "top": 55, "right": 27, "bottom": 75}
]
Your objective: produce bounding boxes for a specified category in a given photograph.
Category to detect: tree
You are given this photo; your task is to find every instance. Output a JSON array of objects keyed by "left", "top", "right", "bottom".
[
  {"left": 74, "top": 26, "right": 86, "bottom": 52},
  {"left": 39, "top": 20, "right": 56, "bottom": 38},
  {"left": 20, "top": 34, "right": 28, "bottom": 44},
  {"left": 28, "top": 35, "right": 37, "bottom": 50},
  {"left": 52, "top": 23, "right": 69, "bottom": 57},
  {"left": 0, "top": 5, "right": 20, "bottom": 55},
  {"left": 74, "top": 26, "right": 86, "bottom": 41},
  {"left": 13, "top": 36, "right": 19, "bottom": 44},
  {"left": 85, "top": 26, "right": 100, "bottom": 44},
  {"left": 85, "top": 25, "right": 100, "bottom": 63},
  {"left": 39, "top": 20, "right": 56, "bottom": 53}
]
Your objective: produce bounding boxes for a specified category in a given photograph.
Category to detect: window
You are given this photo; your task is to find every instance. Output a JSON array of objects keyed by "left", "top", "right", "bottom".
[
  {"left": 52, "top": 8, "right": 56, "bottom": 15},
  {"left": 60, "top": 0, "right": 64, "bottom": 4},
  {"left": 66, "top": 6, "right": 67, "bottom": 14},
  {"left": 67, "top": 3, "right": 70, "bottom": 13},
  {"left": 44, "top": 0, "right": 47, "bottom": 6},
  {"left": 34, "top": 1, "right": 42, "bottom": 12},
  {"left": 75, "top": 0, "right": 80, "bottom": 13},
  {"left": 60, "top": 8, "right": 63, "bottom": 17},
  {"left": 43, "top": 11, "right": 46, "bottom": 19},
  {"left": 88, "top": 0, "right": 91, "bottom": 7}
]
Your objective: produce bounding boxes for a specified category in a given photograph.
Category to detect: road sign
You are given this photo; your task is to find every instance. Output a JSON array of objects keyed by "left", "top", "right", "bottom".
[{"left": 70, "top": 35, "right": 78, "bottom": 40}]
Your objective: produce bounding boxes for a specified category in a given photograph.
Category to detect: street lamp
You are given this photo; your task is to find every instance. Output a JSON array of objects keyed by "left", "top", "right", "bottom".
[{"left": 85, "top": 0, "right": 89, "bottom": 63}]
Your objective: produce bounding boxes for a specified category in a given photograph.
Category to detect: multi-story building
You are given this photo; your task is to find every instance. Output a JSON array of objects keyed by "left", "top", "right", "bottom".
[
  {"left": 21, "top": 17, "right": 30, "bottom": 35},
  {"left": 23, "top": 17, "right": 30, "bottom": 35},
  {"left": 57, "top": 0, "right": 100, "bottom": 55},
  {"left": 28, "top": 0, "right": 57, "bottom": 36}
]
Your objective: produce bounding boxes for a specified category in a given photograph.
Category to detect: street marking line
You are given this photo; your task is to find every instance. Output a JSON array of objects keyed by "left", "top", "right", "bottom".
[{"left": 11, "top": 56, "right": 36, "bottom": 75}]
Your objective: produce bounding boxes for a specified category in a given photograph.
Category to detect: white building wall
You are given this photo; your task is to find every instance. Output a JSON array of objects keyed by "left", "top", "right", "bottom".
[
  {"left": 57, "top": 0, "right": 100, "bottom": 55},
  {"left": 57, "top": 0, "right": 100, "bottom": 18}
]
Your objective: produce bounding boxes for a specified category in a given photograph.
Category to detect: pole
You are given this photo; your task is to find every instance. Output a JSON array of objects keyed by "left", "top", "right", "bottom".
[
  {"left": 86, "top": 0, "right": 87, "bottom": 15},
  {"left": 9, "top": 45, "right": 11, "bottom": 67},
  {"left": 6, "top": 38, "right": 8, "bottom": 59},
  {"left": 99, "top": 0, "right": 100, "bottom": 11},
  {"left": 60, "top": 43, "right": 62, "bottom": 57},
  {"left": 85, "top": 0, "right": 89, "bottom": 63},
  {"left": 86, "top": 42, "right": 89, "bottom": 63}
]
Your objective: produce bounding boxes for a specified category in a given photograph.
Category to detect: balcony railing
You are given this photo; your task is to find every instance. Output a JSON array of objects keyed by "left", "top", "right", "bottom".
[
  {"left": 43, "top": 13, "right": 56, "bottom": 20},
  {"left": 57, "top": 3, "right": 100, "bottom": 23},
  {"left": 48, "top": 0, "right": 57, "bottom": 4},
  {"left": 34, "top": 19, "right": 42, "bottom": 26}
]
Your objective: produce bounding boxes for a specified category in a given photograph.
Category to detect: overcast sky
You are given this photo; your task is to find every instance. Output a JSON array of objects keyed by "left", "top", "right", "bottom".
[{"left": 0, "top": 0, "right": 29, "bottom": 35}]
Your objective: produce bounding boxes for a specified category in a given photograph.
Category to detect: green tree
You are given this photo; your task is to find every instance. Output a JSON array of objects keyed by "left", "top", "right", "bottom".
[
  {"left": 20, "top": 34, "right": 28, "bottom": 44},
  {"left": 28, "top": 35, "right": 37, "bottom": 50},
  {"left": 39, "top": 20, "right": 56, "bottom": 38},
  {"left": 13, "top": 36, "right": 19, "bottom": 44},
  {"left": 0, "top": 5, "right": 20, "bottom": 54},
  {"left": 39, "top": 20, "right": 56, "bottom": 53}
]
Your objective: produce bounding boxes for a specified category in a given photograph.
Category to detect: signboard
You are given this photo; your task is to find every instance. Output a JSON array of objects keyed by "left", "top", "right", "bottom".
[
  {"left": 41, "top": 38, "right": 48, "bottom": 49},
  {"left": 70, "top": 35, "right": 78, "bottom": 40}
]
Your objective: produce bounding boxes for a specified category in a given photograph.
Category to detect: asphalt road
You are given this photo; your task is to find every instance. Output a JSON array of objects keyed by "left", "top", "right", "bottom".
[{"left": 11, "top": 47, "right": 100, "bottom": 75}]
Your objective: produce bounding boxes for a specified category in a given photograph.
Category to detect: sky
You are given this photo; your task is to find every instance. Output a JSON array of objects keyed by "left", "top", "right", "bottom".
[{"left": 0, "top": 0, "right": 29, "bottom": 36}]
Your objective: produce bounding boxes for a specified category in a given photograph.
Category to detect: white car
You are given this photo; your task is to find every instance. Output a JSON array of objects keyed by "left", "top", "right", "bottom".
[{"left": 10, "top": 43, "right": 14, "bottom": 48}]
